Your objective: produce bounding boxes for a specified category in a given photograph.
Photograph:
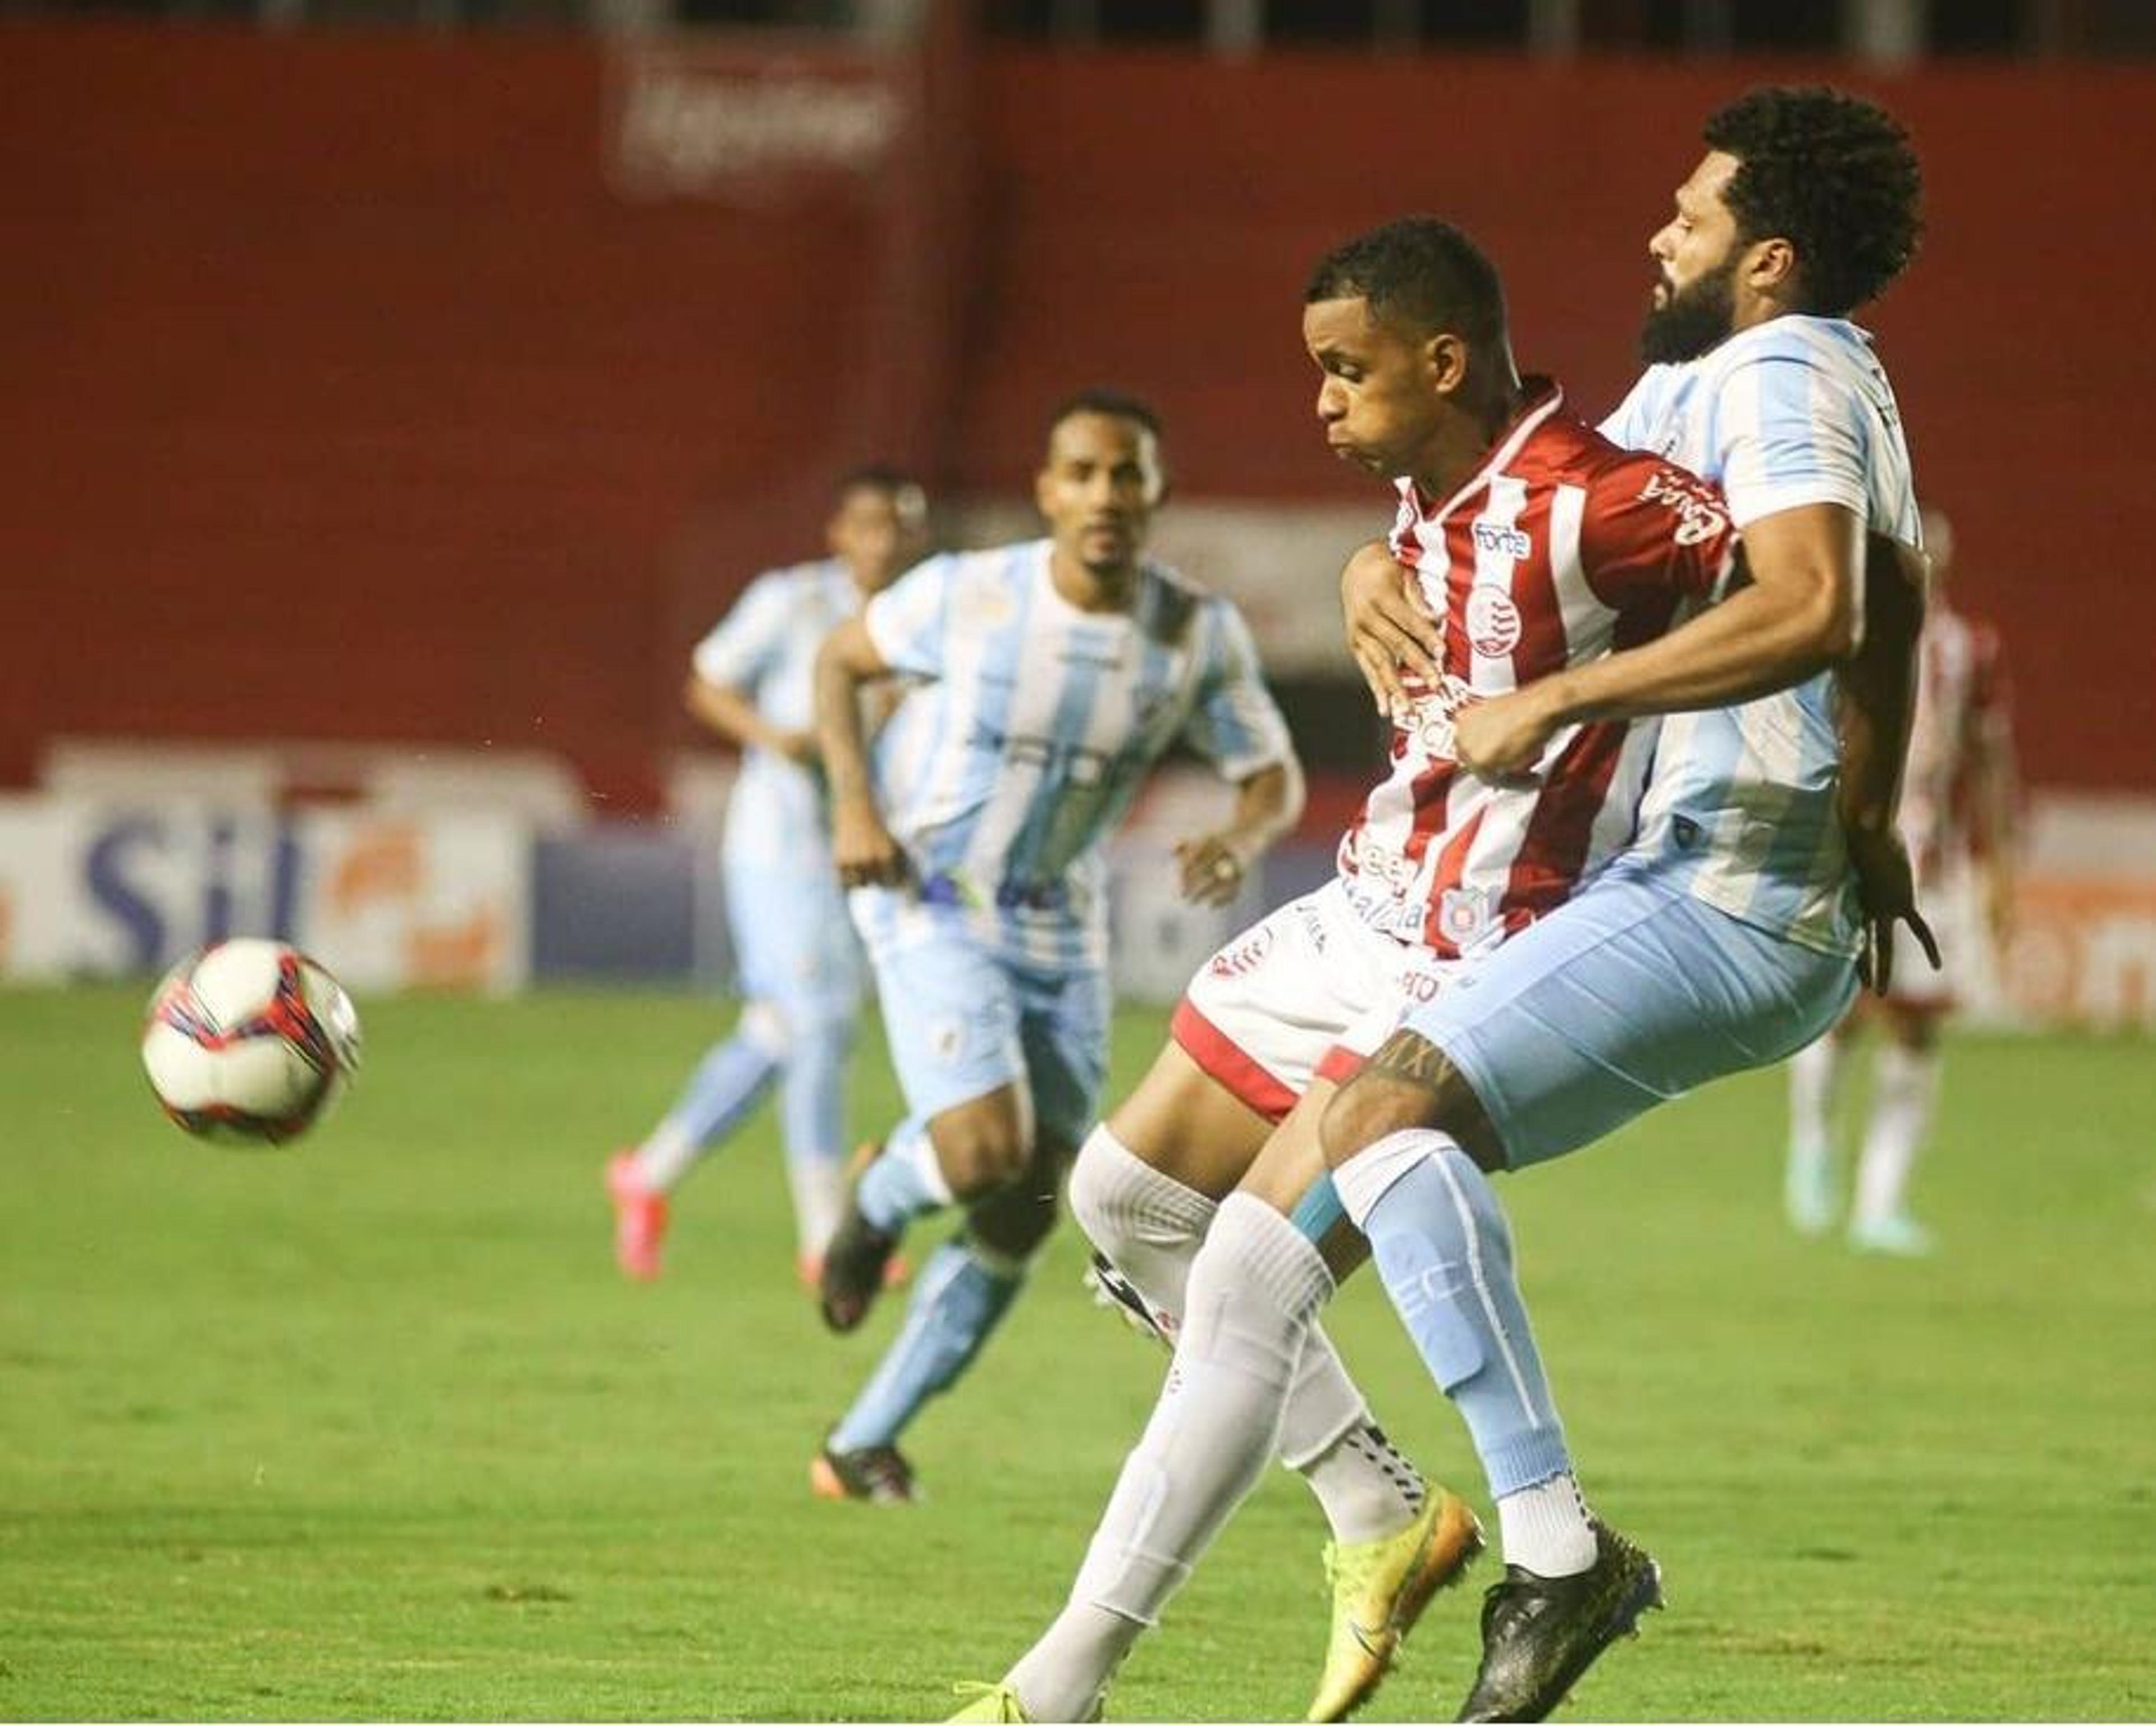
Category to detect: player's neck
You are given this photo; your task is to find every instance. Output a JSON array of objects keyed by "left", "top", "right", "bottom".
[
  {"left": 1049, "top": 547, "right": 1139, "bottom": 613},
  {"left": 1410, "top": 379, "right": 1530, "bottom": 504}
]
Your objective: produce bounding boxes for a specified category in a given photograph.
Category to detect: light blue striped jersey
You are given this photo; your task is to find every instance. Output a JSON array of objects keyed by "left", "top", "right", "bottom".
[
  {"left": 691, "top": 558, "right": 863, "bottom": 872},
  {"left": 1600, "top": 316, "right": 1921, "bottom": 955},
  {"left": 861, "top": 538, "right": 1293, "bottom": 972}
]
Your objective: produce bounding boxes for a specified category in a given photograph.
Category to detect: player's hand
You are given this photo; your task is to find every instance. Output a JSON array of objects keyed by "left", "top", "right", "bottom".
[
  {"left": 1174, "top": 832, "right": 1251, "bottom": 907},
  {"left": 1845, "top": 821, "right": 1940, "bottom": 995},
  {"left": 1454, "top": 688, "right": 1556, "bottom": 784},
  {"left": 774, "top": 728, "right": 822, "bottom": 766},
  {"left": 831, "top": 797, "right": 908, "bottom": 890},
  {"left": 1341, "top": 544, "right": 1440, "bottom": 718}
]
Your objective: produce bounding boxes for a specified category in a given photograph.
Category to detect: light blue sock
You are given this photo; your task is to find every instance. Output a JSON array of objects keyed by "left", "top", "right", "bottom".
[
  {"left": 828, "top": 1239, "right": 1026, "bottom": 1452},
  {"left": 855, "top": 1117, "right": 952, "bottom": 1235},
  {"left": 1360, "top": 1139, "right": 1573, "bottom": 1497},
  {"left": 776, "top": 1017, "right": 853, "bottom": 1168},
  {"left": 659, "top": 1029, "right": 782, "bottom": 1153},
  {"left": 776, "top": 1018, "right": 855, "bottom": 1256}
]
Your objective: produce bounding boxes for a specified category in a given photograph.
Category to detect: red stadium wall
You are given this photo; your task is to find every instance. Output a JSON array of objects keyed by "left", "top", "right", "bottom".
[{"left": 2, "top": 23, "right": 2149, "bottom": 800}]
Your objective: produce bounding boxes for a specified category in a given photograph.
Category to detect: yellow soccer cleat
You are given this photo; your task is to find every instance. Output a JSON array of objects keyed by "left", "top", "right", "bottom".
[
  {"left": 947, "top": 1681, "right": 1030, "bottom": 1723},
  {"left": 1307, "top": 1487, "right": 1486, "bottom": 1723}
]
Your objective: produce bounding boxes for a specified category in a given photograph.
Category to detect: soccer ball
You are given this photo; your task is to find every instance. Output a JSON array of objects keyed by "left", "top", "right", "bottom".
[{"left": 140, "top": 938, "right": 364, "bottom": 1145}]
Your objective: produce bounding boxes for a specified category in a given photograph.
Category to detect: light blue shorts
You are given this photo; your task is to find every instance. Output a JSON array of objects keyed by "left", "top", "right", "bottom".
[
  {"left": 724, "top": 855, "right": 866, "bottom": 1031},
  {"left": 851, "top": 892, "right": 1110, "bottom": 1149},
  {"left": 1399, "top": 858, "right": 1859, "bottom": 1169}
]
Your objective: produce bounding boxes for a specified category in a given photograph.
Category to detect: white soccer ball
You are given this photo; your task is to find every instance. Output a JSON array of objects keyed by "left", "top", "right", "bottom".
[{"left": 140, "top": 938, "right": 364, "bottom": 1145}]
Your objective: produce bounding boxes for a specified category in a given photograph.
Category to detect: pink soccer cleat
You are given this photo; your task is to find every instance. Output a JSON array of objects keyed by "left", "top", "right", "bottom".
[{"left": 607, "top": 1151, "right": 669, "bottom": 1282}]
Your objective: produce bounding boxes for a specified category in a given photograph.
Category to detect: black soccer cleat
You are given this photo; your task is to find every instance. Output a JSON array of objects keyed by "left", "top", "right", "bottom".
[
  {"left": 1455, "top": 1521, "right": 1663, "bottom": 1722},
  {"left": 809, "top": 1438, "right": 917, "bottom": 1505},
  {"left": 818, "top": 1201, "right": 900, "bottom": 1334}
]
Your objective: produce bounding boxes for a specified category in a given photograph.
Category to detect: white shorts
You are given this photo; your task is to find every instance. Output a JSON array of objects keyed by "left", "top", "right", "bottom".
[{"left": 1172, "top": 877, "right": 1458, "bottom": 1121}]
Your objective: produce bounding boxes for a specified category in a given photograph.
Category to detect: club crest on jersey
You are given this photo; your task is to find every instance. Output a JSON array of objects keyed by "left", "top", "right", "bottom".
[
  {"left": 1465, "top": 587, "right": 1523, "bottom": 658},
  {"left": 1439, "top": 885, "right": 1492, "bottom": 946}
]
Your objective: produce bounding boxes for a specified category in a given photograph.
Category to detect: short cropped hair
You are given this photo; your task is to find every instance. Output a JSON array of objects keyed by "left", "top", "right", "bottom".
[
  {"left": 1704, "top": 85, "right": 1922, "bottom": 315},
  {"left": 831, "top": 463, "right": 925, "bottom": 505},
  {"left": 1045, "top": 388, "right": 1164, "bottom": 443},
  {"left": 1304, "top": 217, "right": 1508, "bottom": 351}
]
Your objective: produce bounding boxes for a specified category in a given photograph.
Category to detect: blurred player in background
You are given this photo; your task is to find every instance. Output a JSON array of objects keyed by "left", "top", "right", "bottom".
[
  {"left": 803, "top": 390, "right": 1303, "bottom": 1507},
  {"left": 1786, "top": 505, "right": 2017, "bottom": 1254},
  {"left": 607, "top": 468, "right": 930, "bottom": 1284},
  {"left": 958, "top": 87, "right": 1931, "bottom": 1725}
]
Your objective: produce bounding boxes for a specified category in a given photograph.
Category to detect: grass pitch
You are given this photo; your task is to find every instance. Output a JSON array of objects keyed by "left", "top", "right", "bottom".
[{"left": 3, "top": 984, "right": 2155, "bottom": 1722}]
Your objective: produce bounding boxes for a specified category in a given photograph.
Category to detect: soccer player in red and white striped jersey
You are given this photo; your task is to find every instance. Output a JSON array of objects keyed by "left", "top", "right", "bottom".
[
  {"left": 1339, "top": 397, "right": 1735, "bottom": 961},
  {"left": 1785, "top": 505, "right": 2018, "bottom": 1252}
]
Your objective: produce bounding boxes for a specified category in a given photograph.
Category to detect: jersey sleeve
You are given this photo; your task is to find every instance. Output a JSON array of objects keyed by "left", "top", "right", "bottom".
[
  {"left": 1179, "top": 599, "right": 1296, "bottom": 781},
  {"left": 861, "top": 553, "right": 956, "bottom": 680},
  {"left": 1596, "top": 368, "right": 1662, "bottom": 450},
  {"left": 691, "top": 571, "right": 793, "bottom": 690},
  {"left": 1713, "top": 341, "right": 1870, "bottom": 528},
  {"left": 1578, "top": 455, "right": 1739, "bottom": 611}
]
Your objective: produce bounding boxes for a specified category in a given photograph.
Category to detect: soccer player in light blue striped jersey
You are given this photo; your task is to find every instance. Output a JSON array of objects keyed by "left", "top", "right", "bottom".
[
  {"left": 607, "top": 469, "right": 929, "bottom": 1284},
  {"left": 803, "top": 390, "right": 1303, "bottom": 1504}
]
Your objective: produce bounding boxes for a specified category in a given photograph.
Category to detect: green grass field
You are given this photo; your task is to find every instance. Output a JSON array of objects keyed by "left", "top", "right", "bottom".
[{"left": 4, "top": 985, "right": 2155, "bottom": 1722}]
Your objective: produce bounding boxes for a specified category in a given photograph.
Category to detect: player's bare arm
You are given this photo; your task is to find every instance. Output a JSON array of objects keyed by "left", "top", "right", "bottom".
[
  {"left": 811, "top": 614, "right": 907, "bottom": 889},
  {"left": 683, "top": 673, "right": 817, "bottom": 764},
  {"left": 1453, "top": 499, "right": 1863, "bottom": 779},
  {"left": 1173, "top": 757, "right": 1306, "bottom": 907},
  {"left": 1835, "top": 533, "right": 1938, "bottom": 991}
]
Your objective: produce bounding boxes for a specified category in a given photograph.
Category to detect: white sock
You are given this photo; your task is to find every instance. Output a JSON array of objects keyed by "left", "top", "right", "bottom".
[
  {"left": 1067, "top": 1125, "right": 1217, "bottom": 1341},
  {"left": 1853, "top": 1043, "right": 1940, "bottom": 1227},
  {"left": 1787, "top": 1036, "right": 1844, "bottom": 1170},
  {"left": 1496, "top": 1471, "right": 1597, "bottom": 1578},
  {"left": 1295, "top": 1420, "right": 1427, "bottom": 1545},
  {"left": 786, "top": 1156, "right": 848, "bottom": 1260},
  {"left": 1004, "top": 1605, "right": 1141, "bottom": 1724},
  {"left": 889, "top": 1118, "right": 956, "bottom": 1207},
  {"left": 1010, "top": 1197, "right": 1331, "bottom": 1718},
  {"left": 1071, "top": 1128, "right": 1421, "bottom": 1546},
  {"left": 634, "top": 1121, "right": 700, "bottom": 1194}
]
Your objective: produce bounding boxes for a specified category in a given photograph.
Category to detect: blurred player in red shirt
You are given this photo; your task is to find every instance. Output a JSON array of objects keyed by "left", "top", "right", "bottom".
[{"left": 1785, "top": 505, "right": 2017, "bottom": 1253}]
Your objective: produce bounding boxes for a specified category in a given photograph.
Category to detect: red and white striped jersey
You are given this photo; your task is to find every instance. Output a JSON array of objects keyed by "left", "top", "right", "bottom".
[
  {"left": 1337, "top": 382, "right": 1737, "bottom": 959},
  {"left": 1901, "top": 599, "right": 2012, "bottom": 881}
]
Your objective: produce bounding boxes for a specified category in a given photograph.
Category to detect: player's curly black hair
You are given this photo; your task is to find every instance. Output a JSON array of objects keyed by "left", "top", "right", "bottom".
[
  {"left": 1305, "top": 217, "right": 1508, "bottom": 352},
  {"left": 1703, "top": 85, "right": 1922, "bottom": 316}
]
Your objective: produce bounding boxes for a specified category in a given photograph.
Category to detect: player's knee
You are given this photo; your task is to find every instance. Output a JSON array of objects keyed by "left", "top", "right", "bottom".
[
  {"left": 737, "top": 1000, "right": 793, "bottom": 1060},
  {"left": 967, "top": 1183, "right": 1061, "bottom": 1261},
  {"left": 1065, "top": 1128, "right": 1122, "bottom": 1249},
  {"left": 929, "top": 1110, "right": 1033, "bottom": 1194}
]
